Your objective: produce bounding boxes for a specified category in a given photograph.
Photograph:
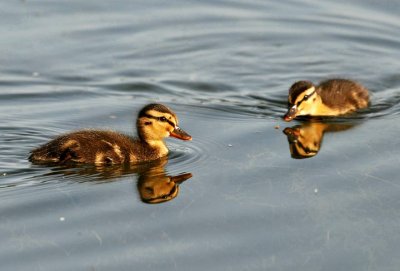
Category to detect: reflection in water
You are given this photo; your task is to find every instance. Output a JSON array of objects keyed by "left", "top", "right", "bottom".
[
  {"left": 35, "top": 157, "right": 192, "bottom": 204},
  {"left": 283, "top": 122, "right": 355, "bottom": 159},
  {"left": 138, "top": 167, "right": 192, "bottom": 204}
]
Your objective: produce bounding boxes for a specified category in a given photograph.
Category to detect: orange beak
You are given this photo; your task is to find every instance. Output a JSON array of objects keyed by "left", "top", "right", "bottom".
[
  {"left": 170, "top": 172, "right": 193, "bottom": 184},
  {"left": 170, "top": 127, "right": 192, "bottom": 141}
]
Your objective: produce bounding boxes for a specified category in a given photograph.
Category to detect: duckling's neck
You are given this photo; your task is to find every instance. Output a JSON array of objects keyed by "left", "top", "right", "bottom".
[
  {"left": 300, "top": 123, "right": 327, "bottom": 139},
  {"left": 311, "top": 94, "right": 344, "bottom": 116},
  {"left": 144, "top": 139, "right": 169, "bottom": 157}
]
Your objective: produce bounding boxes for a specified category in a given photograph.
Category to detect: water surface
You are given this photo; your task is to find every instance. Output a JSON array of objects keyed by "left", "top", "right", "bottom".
[{"left": 1, "top": 0, "right": 400, "bottom": 270}]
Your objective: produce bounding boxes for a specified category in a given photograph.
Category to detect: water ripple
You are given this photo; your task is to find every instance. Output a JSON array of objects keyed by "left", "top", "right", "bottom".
[{"left": 167, "top": 135, "right": 220, "bottom": 174}]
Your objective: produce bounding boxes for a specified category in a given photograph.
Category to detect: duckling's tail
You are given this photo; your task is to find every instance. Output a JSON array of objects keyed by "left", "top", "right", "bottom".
[
  {"left": 29, "top": 139, "right": 81, "bottom": 164},
  {"left": 29, "top": 147, "right": 61, "bottom": 164}
]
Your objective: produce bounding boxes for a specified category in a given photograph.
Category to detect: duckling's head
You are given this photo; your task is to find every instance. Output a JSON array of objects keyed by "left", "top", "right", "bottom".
[
  {"left": 136, "top": 103, "right": 192, "bottom": 143},
  {"left": 284, "top": 81, "right": 318, "bottom": 121}
]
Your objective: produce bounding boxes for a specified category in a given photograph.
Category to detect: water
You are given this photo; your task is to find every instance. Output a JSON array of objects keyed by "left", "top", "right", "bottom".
[{"left": 1, "top": 0, "right": 400, "bottom": 270}]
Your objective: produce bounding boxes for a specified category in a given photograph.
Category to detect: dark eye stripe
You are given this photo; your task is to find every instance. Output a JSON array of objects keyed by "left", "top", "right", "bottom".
[
  {"left": 143, "top": 113, "right": 176, "bottom": 128},
  {"left": 145, "top": 184, "right": 178, "bottom": 203},
  {"left": 295, "top": 139, "right": 318, "bottom": 155},
  {"left": 296, "top": 89, "right": 316, "bottom": 106}
]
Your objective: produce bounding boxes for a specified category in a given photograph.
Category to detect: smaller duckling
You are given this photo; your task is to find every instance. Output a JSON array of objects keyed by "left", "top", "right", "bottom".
[
  {"left": 283, "top": 79, "right": 369, "bottom": 121},
  {"left": 29, "top": 103, "right": 192, "bottom": 165}
]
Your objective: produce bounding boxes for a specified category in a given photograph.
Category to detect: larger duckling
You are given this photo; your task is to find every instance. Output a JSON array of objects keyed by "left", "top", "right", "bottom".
[
  {"left": 284, "top": 79, "right": 369, "bottom": 121},
  {"left": 29, "top": 103, "right": 192, "bottom": 165}
]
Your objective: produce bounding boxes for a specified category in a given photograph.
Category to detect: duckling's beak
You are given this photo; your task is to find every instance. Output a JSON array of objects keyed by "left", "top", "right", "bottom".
[
  {"left": 283, "top": 127, "right": 300, "bottom": 141},
  {"left": 284, "top": 105, "right": 297, "bottom": 122},
  {"left": 170, "top": 172, "right": 193, "bottom": 184},
  {"left": 170, "top": 126, "right": 192, "bottom": 141}
]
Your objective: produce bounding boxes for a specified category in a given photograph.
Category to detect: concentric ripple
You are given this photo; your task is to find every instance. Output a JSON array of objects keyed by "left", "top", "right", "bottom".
[{"left": 167, "top": 135, "right": 221, "bottom": 174}]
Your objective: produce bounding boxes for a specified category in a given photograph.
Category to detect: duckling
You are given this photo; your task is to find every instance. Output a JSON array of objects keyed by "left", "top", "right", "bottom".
[
  {"left": 283, "top": 79, "right": 369, "bottom": 121},
  {"left": 29, "top": 103, "right": 192, "bottom": 165}
]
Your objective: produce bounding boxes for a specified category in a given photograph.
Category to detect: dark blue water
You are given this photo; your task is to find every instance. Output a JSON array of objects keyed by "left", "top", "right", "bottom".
[{"left": 1, "top": 0, "right": 400, "bottom": 270}]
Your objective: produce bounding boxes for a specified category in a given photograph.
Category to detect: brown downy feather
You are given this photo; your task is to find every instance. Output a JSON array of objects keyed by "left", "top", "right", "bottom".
[
  {"left": 318, "top": 79, "right": 370, "bottom": 111},
  {"left": 29, "top": 130, "right": 161, "bottom": 164}
]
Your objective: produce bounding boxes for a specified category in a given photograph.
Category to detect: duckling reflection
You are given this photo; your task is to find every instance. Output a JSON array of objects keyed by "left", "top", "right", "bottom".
[
  {"left": 283, "top": 122, "right": 355, "bottom": 159},
  {"left": 38, "top": 156, "right": 192, "bottom": 204},
  {"left": 137, "top": 168, "right": 192, "bottom": 204}
]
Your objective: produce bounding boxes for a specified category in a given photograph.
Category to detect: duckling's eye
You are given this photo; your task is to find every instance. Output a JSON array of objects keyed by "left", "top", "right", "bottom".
[
  {"left": 160, "top": 117, "right": 167, "bottom": 122},
  {"left": 304, "top": 95, "right": 309, "bottom": 100}
]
